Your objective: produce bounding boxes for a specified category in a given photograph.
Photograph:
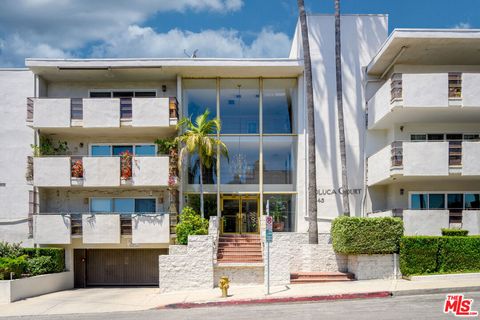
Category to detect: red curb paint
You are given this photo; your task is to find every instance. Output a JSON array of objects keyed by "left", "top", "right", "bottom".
[{"left": 159, "top": 291, "right": 392, "bottom": 309}]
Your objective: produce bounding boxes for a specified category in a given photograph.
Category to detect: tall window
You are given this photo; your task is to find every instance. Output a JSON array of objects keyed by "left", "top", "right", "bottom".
[
  {"left": 183, "top": 79, "right": 217, "bottom": 121},
  {"left": 263, "top": 79, "right": 296, "bottom": 134},
  {"left": 263, "top": 136, "right": 296, "bottom": 189},
  {"left": 220, "top": 136, "right": 260, "bottom": 185},
  {"left": 220, "top": 79, "right": 259, "bottom": 134},
  {"left": 90, "top": 198, "right": 156, "bottom": 213}
]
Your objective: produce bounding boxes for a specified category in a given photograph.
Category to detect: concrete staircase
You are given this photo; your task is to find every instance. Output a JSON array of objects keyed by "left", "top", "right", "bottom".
[
  {"left": 290, "top": 272, "right": 355, "bottom": 284},
  {"left": 217, "top": 234, "right": 263, "bottom": 264}
]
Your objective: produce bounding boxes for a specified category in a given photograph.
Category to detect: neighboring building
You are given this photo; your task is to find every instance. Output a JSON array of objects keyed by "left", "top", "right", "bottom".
[{"left": 0, "top": 14, "right": 479, "bottom": 288}]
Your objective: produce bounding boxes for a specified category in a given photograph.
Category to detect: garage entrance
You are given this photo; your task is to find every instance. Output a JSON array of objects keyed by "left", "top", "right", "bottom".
[{"left": 74, "top": 249, "right": 167, "bottom": 287}]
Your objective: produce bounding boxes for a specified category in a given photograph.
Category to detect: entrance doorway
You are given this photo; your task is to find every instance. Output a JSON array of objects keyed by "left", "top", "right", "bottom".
[{"left": 221, "top": 195, "right": 259, "bottom": 234}]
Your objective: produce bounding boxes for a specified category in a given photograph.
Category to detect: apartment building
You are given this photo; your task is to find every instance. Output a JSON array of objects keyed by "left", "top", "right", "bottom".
[{"left": 1, "top": 14, "right": 479, "bottom": 288}]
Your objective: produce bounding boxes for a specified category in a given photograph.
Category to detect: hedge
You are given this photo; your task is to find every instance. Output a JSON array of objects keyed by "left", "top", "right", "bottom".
[
  {"left": 22, "top": 248, "right": 65, "bottom": 273},
  {"left": 441, "top": 228, "right": 469, "bottom": 236},
  {"left": 0, "top": 256, "right": 28, "bottom": 280},
  {"left": 400, "top": 236, "right": 480, "bottom": 275},
  {"left": 400, "top": 236, "right": 439, "bottom": 275},
  {"left": 331, "top": 217, "right": 404, "bottom": 254}
]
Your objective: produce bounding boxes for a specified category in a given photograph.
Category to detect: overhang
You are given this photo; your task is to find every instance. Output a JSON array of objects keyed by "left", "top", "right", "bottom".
[
  {"left": 25, "top": 58, "right": 304, "bottom": 81},
  {"left": 367, "top": 29, "right": 480, "bottom": 76}
]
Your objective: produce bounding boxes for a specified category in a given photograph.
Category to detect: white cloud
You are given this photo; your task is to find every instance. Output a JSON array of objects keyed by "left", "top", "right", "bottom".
[
  {"left": 452, "top": 22, "right": 472, "bottom": 29},
  {"left": 90, "top": 26, "right": 291, "bottom": 59}
]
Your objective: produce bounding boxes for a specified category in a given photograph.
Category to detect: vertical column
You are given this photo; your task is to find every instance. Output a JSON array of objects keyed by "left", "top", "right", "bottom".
[
  {"left": 216, "top": 78, "right": 221, "bottom": 220},
  {"left": 259, "top": 78, "right": 264, "bottom": 217}
]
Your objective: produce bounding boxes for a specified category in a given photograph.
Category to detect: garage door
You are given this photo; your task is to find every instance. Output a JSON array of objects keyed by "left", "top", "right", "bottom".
[{"left": 74, "top": 249, "right": 167, "bottom": 287}]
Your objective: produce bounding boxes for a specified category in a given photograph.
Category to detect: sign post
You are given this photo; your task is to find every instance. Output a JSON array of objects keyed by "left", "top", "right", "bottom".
[{"left": 265, "top": 215, "right": 273, "bottom": 295}]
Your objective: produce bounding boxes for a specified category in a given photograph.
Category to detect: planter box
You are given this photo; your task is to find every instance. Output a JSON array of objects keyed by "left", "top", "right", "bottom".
[{"left": 0, "top": 271, "right": 73, "bottom": 303}]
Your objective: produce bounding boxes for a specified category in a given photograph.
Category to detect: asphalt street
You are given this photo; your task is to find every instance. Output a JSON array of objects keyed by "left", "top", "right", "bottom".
[{"left": 2, "top": 292, "right": 478, "bottom": 320}]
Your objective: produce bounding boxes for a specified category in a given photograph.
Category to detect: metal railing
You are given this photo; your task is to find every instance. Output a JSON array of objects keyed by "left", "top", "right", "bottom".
[
  {"left": 26, "top": 98, "right": 34, "bottom": 121},
  {"left": 390, "top": 73, "right": 402, "bottom": 102}
]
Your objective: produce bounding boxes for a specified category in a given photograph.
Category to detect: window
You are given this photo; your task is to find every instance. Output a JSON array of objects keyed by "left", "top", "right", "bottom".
[
  {"left": 465, "top": 194, "right": 480, "bottom": 209},
  {"left": 220, "top": 136, "right": 260, "bottom": 185},
  {"left": 89, "top": 90, "right": 156, "bottom": 98},
  {"left": 464, "top": 134, "right": 480, "bottom": 141},
  {"left": 188, "top": 153, "right": 216, "bottom": 185},
  {"left": 448, "top": 72, "right": 462, "bottom": 98},
  {"left": 183, "top": 79, "right": 217, "bottom": 122},
  {"left": 263, "top": 79, "right": 296, "bottom": 134},
  {"left": 112, "top": 145, "right": 133, "bottom": 156},
  {"left": 90, "top": 198, "right": 156, "bottom": 213},
  {"left": 91, "top": 145, "right": 111, "bottom": 157},
  {"left": 428, "top": 134, "right": 444, "bottom": 141},
  {"left": 135, "top": 145, "right": 156, "bottom": 156},
  {"left": 185, "top": 194, "right": 217, "bottom": 219},
  {"left": 411, "top": 134, "right": 426, "bottom": 141},
  {"left": 263, "top": 136, "right": 295, "bottom": 186},
  {"left": 90, "top": 92, "right": 111, "bottom": 98},
  {"left": 411, "top": 193, "right": 428, "bottom": 209},
  {"left": 447, "top": 193, "right": 464, "bottom": 209},
  {"left": 220, "top": 79, "right": 259, "bottom": 134},
  {"left": 90, "top": 198, "right": 112, "bottom": 212},
  {"left": 263, "top": 194, "right": 295, "bottom": 232},
  {"left": 429, "top": 194, "right": 445, "bottom": 209}
]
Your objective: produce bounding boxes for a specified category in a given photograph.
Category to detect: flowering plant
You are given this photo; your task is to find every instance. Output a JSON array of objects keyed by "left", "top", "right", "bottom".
[
  {"left": 168, "top": 175, "right": 178, "bottom": 187},
  {"left": 71, "top": 159, "right": 83, "bottom": 178},
  {"left": 120, "top": 151, "right": 132, "bottom": 180}
]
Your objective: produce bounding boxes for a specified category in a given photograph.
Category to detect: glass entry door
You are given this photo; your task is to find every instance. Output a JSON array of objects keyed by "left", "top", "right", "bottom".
[{"left": 221, "top": 195, "right": 259, "bottom": 234}]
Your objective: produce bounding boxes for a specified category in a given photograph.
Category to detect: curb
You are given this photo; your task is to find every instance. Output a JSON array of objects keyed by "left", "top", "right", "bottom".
[
  {"left": 159, "top": 291, "right": 392, "bottom": 309},
  {"left": 392, "top": 286, "right": 480, "bottom": 297}
]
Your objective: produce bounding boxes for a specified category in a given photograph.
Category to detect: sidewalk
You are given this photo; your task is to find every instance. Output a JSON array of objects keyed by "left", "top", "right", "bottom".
[{"left": 1, "top": 276, "right": 480, "bottom": 317}]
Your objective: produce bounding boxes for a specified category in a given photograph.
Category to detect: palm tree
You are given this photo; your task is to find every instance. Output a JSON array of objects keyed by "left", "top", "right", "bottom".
[
  {"left": 177, "top": 109, "right": 228, "bottom": 218},
  {"left": 297, "top": 0, "right": 318, "bottom": 244},
  {"left": 334, "top": 0, "right": 350, "bottom": 216}
]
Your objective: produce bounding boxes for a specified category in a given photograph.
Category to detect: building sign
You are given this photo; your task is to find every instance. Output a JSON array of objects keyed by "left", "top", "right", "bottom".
[{"left": 317, "top": 187, "right": 362, "bottom": 203}]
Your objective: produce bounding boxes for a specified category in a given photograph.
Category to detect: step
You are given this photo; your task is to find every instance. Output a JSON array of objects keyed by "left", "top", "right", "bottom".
[
  {"left": 218, "top": 253, "right": 263, "bottom": 258},
  {"left": 290, "top": 278, "right": 355, "bottom": 284},
  {"left": 218, "top": 248, "right": 262, "bottom": 253},
  {"left": 290, "top": 272, "right": 355, "bottom": 283},
  {"left": 217, "top": 259, "right": 263, "bottom": 263},
  {"left": 218, "top": 240, "right": 261, "bottom": 244}
]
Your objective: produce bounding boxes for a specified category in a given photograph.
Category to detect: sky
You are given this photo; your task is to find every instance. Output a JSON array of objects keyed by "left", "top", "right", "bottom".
[{"left": 0, "top": 0, "right": 478, "bottom": 67}]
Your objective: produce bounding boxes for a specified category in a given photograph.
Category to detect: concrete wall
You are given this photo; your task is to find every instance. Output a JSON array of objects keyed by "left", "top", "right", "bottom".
[
  {"left": 301, "top": 15, "right": 388, "bottom": 231},
  {"left": 34, "top": 214, "right": 71, "bottom": 244},
  {"left": 83, "top": 157, "right": 120, "bottom": 187},
  {"left": 367, "top": 80, "right": 390, "bottom": 127},
  {"left": 463, "top": 210, "right": 480, "bottom": 235},
  {"left": 82, "top": 214, "right": 120, "bottom": 244},
  {"left": 348, "top": 254, "right": 400, "bottom": 280},
  {"left": 0, "top": 271, "right": 73, "bottom": 304},
  {"left": 132, "top": 157, "right": 169, "bottom": 186},
  {"left": 403, "top": 73, "right": 449, "bottom": 107},
  {"left": 403, "top": 142, "right": 449, "bottom": 176},
  {"left": 0, "top": 70, "right": 35, "bottom": 246},
  {"left": 83, "top": 98, "right": 120, "bottom": 128},
  {"left": 159, "top": 235, "right": 214, "bottom": 293},
  {"left": 367, "top": 145, "right": 391, "bottom": 185},
  {"left": 33, "top": 157, "right": 71, "bottom": 187},
  {"left": 214, "top": 265, "right": 264, "bottom": 286},
  {"left": 462, "top": 73, "right": 480, "bottom": 107},
  {"left": 132, "top": 98, "right": 170, "bottom": 127},
  {"left": 33, "top": 98, "right": 71, "bottom": 128},
  {"left": 132, "top": 214, "right": 170, "bottom": 244},
  {"left": 403, "top": 210, "right": 449, "bottom": 236},
  {"left": 462, "top": 142, "right": 480, "bottom": 176}
]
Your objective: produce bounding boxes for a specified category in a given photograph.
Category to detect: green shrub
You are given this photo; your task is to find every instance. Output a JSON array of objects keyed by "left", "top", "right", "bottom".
[
  {"left": 176, "top": 206, "right": 209, "bottom": 245},
  {"left": 0, "top": 241, "right": 23, "bottom": 258},
  {"left": 26, "top": 256, "right": 57, "bottom": 276},
  {"left": 331, "top": 217, "right": 404, "bottom": 254},
  {"left": 0, "top": 256, "right": 28, "bottom": 280},
  {"left": 438, "top": 236, "right": 480, "bottom": 273},
  {"left": 441, "top": 228, "right": 469, "bottom": 236},
  {"left": 400, "top": 236, "right": 440, "bottom": 275},
  {"left": 22, "top": 247, "right": 65, "bottom": 273}
]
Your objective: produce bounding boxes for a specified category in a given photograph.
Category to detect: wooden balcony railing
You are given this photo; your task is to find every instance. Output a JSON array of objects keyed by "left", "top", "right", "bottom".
[
  {"left": 391, "top": 141, "right": 403, "bottom": 167},
  {"left": 390, "top": 73, "right": 402, "bottom": 102},
  {"left": 169, "top": 97, "right": 179, "bottom": 119},
  {"left": 448, "top": 72, "right": 462, "bottom": 98}
]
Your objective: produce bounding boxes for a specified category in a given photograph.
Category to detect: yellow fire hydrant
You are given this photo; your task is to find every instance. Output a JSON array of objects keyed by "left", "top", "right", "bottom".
[{"left": 219, "top": 276, "right": 230, "bottom": 298}]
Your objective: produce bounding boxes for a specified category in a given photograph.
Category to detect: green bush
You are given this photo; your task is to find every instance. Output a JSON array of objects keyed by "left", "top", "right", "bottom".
[
  {"left": 26, "top": 256, "right": 57, "bottom": 276},
  {"left": 176, "top": 206, "right": 209, "bottom": 245},
  {"left": 331, "top": 217, "right": 404, "bottom": 254},
  {"left": 439, "top": 236, "right": 480, "bottom": 273},
  {"left": 0, "top": 241, "right": 23, "bottom": 258},
  {"left": 0, "top": 256, "right": 28, "bottom": 280},
  {"left": 441, "top": 228, "right": 469, "bottom": 236},
  {"left": 22, "top": 247, "right": 65, "bottom": 273},
  {"left": 400, "top": 236, "right": 440, "bottom": 275}
]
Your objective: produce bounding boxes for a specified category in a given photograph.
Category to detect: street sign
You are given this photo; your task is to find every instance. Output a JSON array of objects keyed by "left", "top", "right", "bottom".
[
  {"left": 265, "top": 229, "right": 273, "bottom": 243},
  {"left": 266, "top": 215, "right": 273, "bottom": 231}
]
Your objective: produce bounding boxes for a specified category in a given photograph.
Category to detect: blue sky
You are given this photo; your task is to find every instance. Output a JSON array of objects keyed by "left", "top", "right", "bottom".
[{"left": 0, "top": 0, "right": 478, "bottom": 67}]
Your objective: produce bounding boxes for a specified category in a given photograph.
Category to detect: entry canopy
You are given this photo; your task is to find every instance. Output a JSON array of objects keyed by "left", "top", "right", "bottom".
[{"left": 367, "top": 29, "right": 480, "bottom": 76}]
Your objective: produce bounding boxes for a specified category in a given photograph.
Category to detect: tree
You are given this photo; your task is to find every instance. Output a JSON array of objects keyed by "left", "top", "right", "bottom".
[
  {"left": 177, "top": 110, "right": 228, "bottom": 218},
  {"left": 297, "top": 0, "right": 318, "bottom": 244},
  {"left": 334, "top": 0, "right": 350, "bottom": 216}
]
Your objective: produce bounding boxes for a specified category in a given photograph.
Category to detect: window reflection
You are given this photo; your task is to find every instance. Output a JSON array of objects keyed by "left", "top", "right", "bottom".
[
  {"left": 188, "top": 153, "right": 216, "bottom": 185},
  {"left": 263, "top": 136, "right": 295, "bottom": 185},
  {"left": 220, "top": 79, "right": 259, "bottom": 134},
  {"left": 184, "top": 194, "right": 218, "bottom": 219},
  {"left": 263, "top": 79, "right": 296, "bottom": 134},
  {"left": 183, "top": 79, "right": 217, "bottom": 121},
  {"left": 264, "top": 194, "right": 295, "bottom": 232},
  {"left": 411, "top": 194, "right": 427, "bottom": 209},
  {"left": 220, "top": 136, "right": 259, "bottom": 184}
]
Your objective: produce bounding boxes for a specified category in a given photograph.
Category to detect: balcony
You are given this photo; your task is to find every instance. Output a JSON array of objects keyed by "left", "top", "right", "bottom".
[
  {"left": 367, "top": 141, "right": 480, "bottom": 185},
  {"left": 368, "top": 209, "right": 480, "bottom": 236},
  {"left": 34, "top": 213, "right": 170, "bottom": 245},
  {"left": 368, "top": 72, "right": 480, "bottom": 129},
  {"left": 33, "top": 156, "right": 170, "bottom": 187},
  {"left": 27, "top": 97, "right": 178, "bottom": 131}
]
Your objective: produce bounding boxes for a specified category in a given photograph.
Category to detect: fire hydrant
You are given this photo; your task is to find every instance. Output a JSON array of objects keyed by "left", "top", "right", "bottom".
[{"left": 219, "top": 276, "right": 230, "bottom": 298}]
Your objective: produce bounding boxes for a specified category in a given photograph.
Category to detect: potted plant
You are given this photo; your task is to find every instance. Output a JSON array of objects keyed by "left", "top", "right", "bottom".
[
  {"left": 120, "top": 150, "right": 132, "bottom": 180},
  {"left": 71, "top": 159, "right": 83, "bottom": 178},
  {"left": 271, "top": 198, "right": 287, "bottom": 232}
]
